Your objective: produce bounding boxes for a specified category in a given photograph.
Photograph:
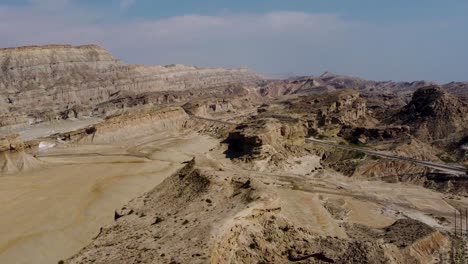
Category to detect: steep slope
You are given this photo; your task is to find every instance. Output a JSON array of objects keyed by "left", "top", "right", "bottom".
[
  {"left": 50, "top": 106, "right": 190, "bottom": 144},
  {"left": 67, "top": 160, "right": 452, "bottom": 264},
  {"left": 443, "top": 82, "right": 468, "bottom": 102},
  {"left": 0, "top": 44, "right": 262, "bottom": 127},
  {"left": 393, "top": 86, "right": 468, "bottom": 142},
  {"left": 225, "top": 116, "right": 308, "bottom": 163}
]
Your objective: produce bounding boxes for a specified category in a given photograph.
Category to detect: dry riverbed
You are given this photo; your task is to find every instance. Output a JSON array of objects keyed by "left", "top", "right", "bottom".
[{"left": 0, "top": 131, "right": 217, "bottom": 264}]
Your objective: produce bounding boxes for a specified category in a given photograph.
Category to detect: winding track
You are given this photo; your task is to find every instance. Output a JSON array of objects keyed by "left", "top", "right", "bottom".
[
  {"left": 306, "top": 137, "right": 467, "bottom": 175},
  {"left": 188, "top": 114, "right": 467, "bottom": 176}
]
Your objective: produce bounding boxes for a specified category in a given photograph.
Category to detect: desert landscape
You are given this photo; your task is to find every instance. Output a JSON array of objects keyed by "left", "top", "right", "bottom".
[{"left": 0, "top": 44, "right": 467, "bottom": 264}]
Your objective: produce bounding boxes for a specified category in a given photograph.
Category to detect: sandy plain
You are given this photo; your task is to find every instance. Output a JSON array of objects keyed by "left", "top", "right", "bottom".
[{"left": 0, "top": 131, "right": 217, "bottom": 264}]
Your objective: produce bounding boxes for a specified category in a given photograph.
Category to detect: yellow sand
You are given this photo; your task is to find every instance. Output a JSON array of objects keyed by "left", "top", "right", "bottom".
[{"left": 0, "top": 132, "right": 217, "bottom": 264}]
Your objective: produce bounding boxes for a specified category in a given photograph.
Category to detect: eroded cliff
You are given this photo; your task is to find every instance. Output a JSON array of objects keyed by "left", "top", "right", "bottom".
[{"left": 0, "top": 44, "right": 262, "bottom": 128}]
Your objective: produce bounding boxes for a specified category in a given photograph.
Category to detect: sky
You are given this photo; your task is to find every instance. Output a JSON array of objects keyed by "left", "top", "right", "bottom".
[{"left": 1, "top": 0, "right": 467, "bottom": 82}]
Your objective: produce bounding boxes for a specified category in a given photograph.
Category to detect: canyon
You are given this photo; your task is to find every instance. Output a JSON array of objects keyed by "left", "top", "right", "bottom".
[{"left": 0, "top": 45, "right": 467, "bottom": 264}]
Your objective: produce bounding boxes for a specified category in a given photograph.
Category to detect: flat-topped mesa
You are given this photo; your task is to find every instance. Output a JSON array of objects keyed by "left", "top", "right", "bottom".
[
  {"left": 0, "top": 44, "right": 263, "bottom": 127},
  {"left": 0, "top": 44, "right": 119, "bottom": 74},
  {"left": 0, "top": 44, "right": 101, "bottom": 51}
]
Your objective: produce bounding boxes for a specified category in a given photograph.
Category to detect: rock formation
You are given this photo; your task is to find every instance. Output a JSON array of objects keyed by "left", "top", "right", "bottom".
[
  {"left": 0, "top": 44, "right": 262, "bottom": 128},
  {"left": 260, "top": 72, "right": 436, "bottom": 98},
  {"left": 0, "top": 134, "right": 40, "bottom": 174},
  {"left": 43, "top": 106, "right": 190, "bottom": 145},
  {"left": 1, "top": 44, "right": 466, "bottom": 264},
  {"left": 225, "top": 117, "right": 307, "bottom": 163},
  {"left": 66, "top": 161, "right": 452, "bottom": 264},
  {"left": 272, "top": 90, "right": 372, "bottom": 138},
  {"left": 393, "top": 86, "right": 468, "bottom": 142},
  {"left": 0, "top": 134, "right": 24, "bottom": 152},
  {"left": 339, "top": 125, "right": 411, "bottom": 144}
]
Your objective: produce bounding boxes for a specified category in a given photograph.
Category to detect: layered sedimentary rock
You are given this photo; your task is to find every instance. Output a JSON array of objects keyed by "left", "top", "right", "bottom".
[
  {"left": 277, "top": 90, "right": 371, "bottom": 138},
  {"left": 393, "top": 86, "right": 468, "bottom": 142},
  {"left": 0, "top": 44, "right": 262, "bottom": 127},
  {"left": 312, "top": 90, "right": 368, "bottom": 127},
  {"left": 225, "top": 117, "right": 307, "bottom": 162},
  {"left": 47, "top": 106, "right": 189, "bottom": 144},
  {"left": 1, "top": 44, "right": 465, "bottom": 263}
]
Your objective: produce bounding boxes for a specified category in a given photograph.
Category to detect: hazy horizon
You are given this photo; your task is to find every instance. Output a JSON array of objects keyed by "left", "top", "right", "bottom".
[{"left": 1, "top": 0, "right": 467, "bottom": 82}]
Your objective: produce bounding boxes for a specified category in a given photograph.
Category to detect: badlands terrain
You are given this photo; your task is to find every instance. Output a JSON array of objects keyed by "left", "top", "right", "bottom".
[{"left": 0, "top": 44, "right": 468, "bottom": 264}]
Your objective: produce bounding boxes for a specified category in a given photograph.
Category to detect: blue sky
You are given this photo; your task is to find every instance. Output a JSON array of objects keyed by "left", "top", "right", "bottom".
[
  {"left": 124, "top": 0, "right": 467, "bottom": 22},
  {"left": 1, "top": 0, "right": 467, "bottom": 82}
]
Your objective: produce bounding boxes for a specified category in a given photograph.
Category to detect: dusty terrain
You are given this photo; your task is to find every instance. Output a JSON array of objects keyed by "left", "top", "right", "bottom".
[
  {"left": 0, "top": 128, "right": 218, "bottom": 264},
  {"left": 1, "top": 44, "right": 467, "bottom": 264},
  {"left": 66, "top": 144, "right": 465, "bottom": 263}
]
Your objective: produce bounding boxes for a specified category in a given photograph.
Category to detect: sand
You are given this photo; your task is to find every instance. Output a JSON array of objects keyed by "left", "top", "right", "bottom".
[{"left": 0, "top": 131, "right": 218, "bottom": 264}]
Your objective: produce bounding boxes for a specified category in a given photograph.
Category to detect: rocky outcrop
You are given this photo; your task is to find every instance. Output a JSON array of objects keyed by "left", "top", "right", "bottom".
[
  {"left": 282, "top": 90, "right": 370, "bottom": 137},
  {"left": 0, "top": 44, "right": 262, "bottom": 127},
  {"left": 67, "top": 161, "right": 451, "bottom": 264},
  {"left": 91, "top": 84, "right": 259, "bottom": 119},
  {"left": 0, "top": 134, "right": 24, "bottom": 152},
  {"left": 183, "top": 99, "right": 235, "bottom": 117},
  {"left": 313, "top": 90, "right": 368, "bottom": 127},
  {"left": 393, "top": 86, "right": 468, "bottom": 142},
  {"left": 378, "top": 219, "right": 451, "bottom": 264},
  {"left": 67, "top": 159, "right": 277, "bottom": 264},
  {"left": 0, "top": 134, "right": 41, "bottom": 174},
  {"left": 49, "top": 106, "right": 189, "bottom": 144},
  {"left": 339, "top": 125, "right": 411, "bottom": 144},
  {"left": 225, "top": 117, "right": 307, "bottom": 161}
]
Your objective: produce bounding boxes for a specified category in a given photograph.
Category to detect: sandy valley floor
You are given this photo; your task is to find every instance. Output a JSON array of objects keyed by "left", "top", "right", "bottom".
[{"left": 0, "top": 131, "right": 218, "bottom": 264}]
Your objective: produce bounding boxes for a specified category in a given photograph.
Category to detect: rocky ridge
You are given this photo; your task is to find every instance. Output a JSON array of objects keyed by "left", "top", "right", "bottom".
[
  {"left": 1, "top": 44, "right": 467, "bottom": 264},
  {"left": 261, "top": 72, "right": 468, "bottom": 106},
  {"left": 393, "top": 86, "right": 468, "bottom": 142},
  {"left": 261, "top": 73, "right": 433, "bottom": 98},
  {"left": 0, "top": 44, "right": 262, "bottom": 128},
  {"left": 67, "top": 160, "right": 452, "bottom": 264}
]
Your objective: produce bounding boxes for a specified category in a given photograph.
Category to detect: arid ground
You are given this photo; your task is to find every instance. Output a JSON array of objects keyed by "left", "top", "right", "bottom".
[{"left": 1, "top": 44, "right": 467, "bottom": 263}]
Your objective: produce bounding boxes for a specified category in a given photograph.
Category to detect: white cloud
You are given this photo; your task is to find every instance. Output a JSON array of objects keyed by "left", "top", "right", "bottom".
[
  {"left": 0, "top": 2, "right": 466, "bottom": 82},
  {"left": 120, "top": 0, "right": 136, "bottom": 10},
  {"left": 28, "top": 0, "right": 71, "bottom": 10}
]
